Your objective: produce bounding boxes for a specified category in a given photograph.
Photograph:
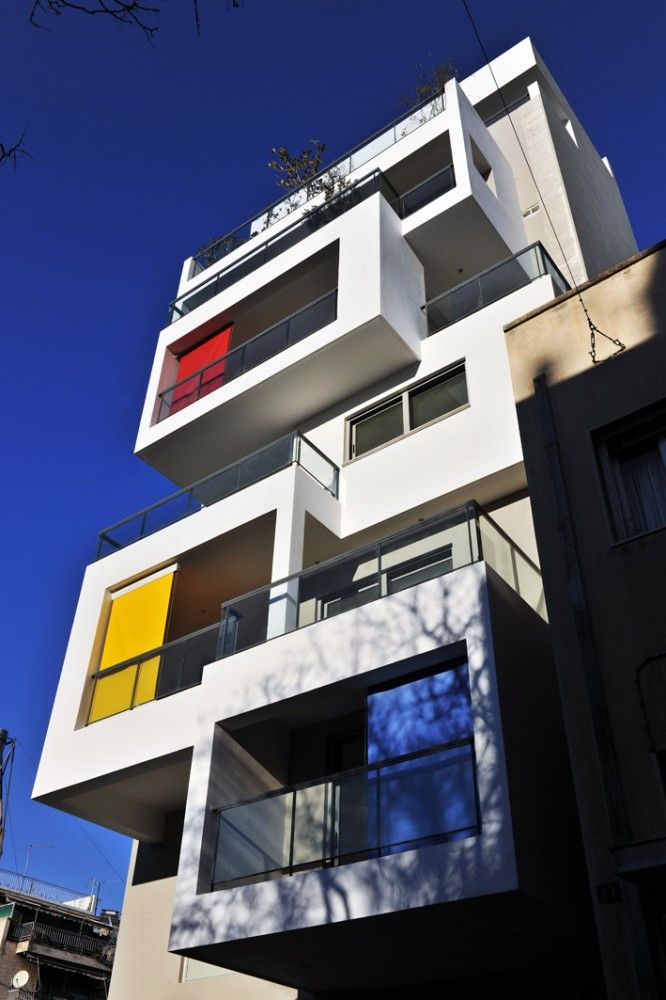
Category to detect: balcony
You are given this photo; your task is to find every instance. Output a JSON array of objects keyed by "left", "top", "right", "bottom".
[
  {"left": 169, "top": 172, "right": 395, "bottom": 324},
  {"left": 159, "top": 291, "right": 338, "bottom": 420},
  {"left": 168, "top": 166, "right": 454, "bottom": 326},
  {"left": 138, "top": 190, "right": 425, "bottom": 484},
  {"left": 190, "top": 92, "right": 447, "bottom": 275},
  {"left": 96, "top": 433, "right": 338, "bottom": 559},
  {"left": 212, "top": 738, "right": 478, "bottom": 889},
  {"left": 220, "top": 500, "right": 546, "bottom": 658},
  {"left": 87, "top": 502, "right": 544, "bottom": 725},
  {"left": 16, "top": 920, "right": 114, "bottom": 970},
  {"left": 424, "top": 242, "right": 569, "bottom": 333}
]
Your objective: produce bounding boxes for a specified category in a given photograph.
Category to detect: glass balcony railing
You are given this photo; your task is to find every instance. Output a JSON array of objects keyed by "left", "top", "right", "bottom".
[
  {"left": 212, "top": 737, "right": 479, "bottom": 888},
  {"left": 424, "top": 242, "right": 569, "bottom": 334},
  {"left": 169, "top": 173, "right": 396, "bottom": 323},
  {"left": 88, "top": 502, "right": 545, "bottom": 724},
  {"left": 193, "top": 92, "right": 447, "bottom": 274},
  {"left": 160, "top": 290, "right": 338, "bottom": 418},
  {"left": 88, "top": 622, "right": 220, "bottom": 723},
  {"left": 219, "top": 502, "right": 546, "bottom": 659},
  {"left": 393, "top": 163, "right": 455, "bottom": 218},
  {"left": 169, "top": 162, "right": 457, "bottom": 324},
  {"left": 96, "top": 433, "right": 338, "bottom": 559}
]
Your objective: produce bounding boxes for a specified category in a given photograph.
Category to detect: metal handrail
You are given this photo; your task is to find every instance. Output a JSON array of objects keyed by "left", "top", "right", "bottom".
[
  {"left": 422, "top": 241, "right": 569, "bottom": 312},
  {"left": 159, "top": 289, "right": 338, "bottom": 417},
  {"left": 218, "top": 501, "right": 479, "bottom": 616},
  {"left": 193, "top": 91, "right": 447, "bottom": 271},
  {"left": 169, "top": 170, "right": 394, "bottom": 322},
  {"left": 211, "top": 735, "right": 479, "bottom": 887},
  {"left": 95, "top": 432, "right": 339, "bottom": 559},
  {"left": 189, "top": 88, "right": 530, "bottom": 277},
  {"left": 91, "top": 621, "right": 219, "bottom": 682},
  {"left": 213, "top": 736, "right": 473, "bottom": 814},
  {"left": 89, "top": 501, "right": 544, "bottom": 718}
]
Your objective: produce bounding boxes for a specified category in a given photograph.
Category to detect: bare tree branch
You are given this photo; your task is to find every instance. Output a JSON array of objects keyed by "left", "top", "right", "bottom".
[
  {"left": 0, "top": 127, "right": 32, "bottom": 171},
  {"left": 28, "top": 0, "right": 162, "bottom": 40}
]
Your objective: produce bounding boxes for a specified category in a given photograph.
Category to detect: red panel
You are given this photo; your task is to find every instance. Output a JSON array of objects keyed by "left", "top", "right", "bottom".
[{"left": 171, "top": 325, "right": 233, "bottom": 414}]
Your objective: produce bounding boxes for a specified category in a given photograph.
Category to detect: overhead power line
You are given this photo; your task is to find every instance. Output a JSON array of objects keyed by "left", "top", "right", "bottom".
[{"left": 15, "top": 738, "right": 125, "bottom": 882}]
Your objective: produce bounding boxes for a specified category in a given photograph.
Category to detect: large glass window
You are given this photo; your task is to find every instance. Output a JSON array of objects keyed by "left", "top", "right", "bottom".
[{"left": 349, "top": 362, "right": 467, "bottom": 458}]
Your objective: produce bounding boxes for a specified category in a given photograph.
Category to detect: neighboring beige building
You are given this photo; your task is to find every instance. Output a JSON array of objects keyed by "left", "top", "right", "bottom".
[
  {"left": 505, "top": 241, "right": 666, "bottom": 1000},
  {"left": 109, "top": 845, "right": 294, "bottom": 1000}
]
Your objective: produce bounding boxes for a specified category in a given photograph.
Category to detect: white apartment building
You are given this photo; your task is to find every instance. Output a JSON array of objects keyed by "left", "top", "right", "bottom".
[{"left": 34, "top": 38, "right": 637, "bottom": 999}]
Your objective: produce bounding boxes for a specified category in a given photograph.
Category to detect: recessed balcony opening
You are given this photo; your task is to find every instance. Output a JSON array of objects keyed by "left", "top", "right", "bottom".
[
  {"left": 470, "top": 138, "right": 496, "bottom": 196},
  {"left": 87, "top": 514, "right": 276, "bottom": 724},
  {"left": 155, "top": 244, "right": 339, "bottom": 423},
  {"left": 384, "top": 131, "right": 455, "bottom": 216},
  {"left": 209, "top": 657, "right": 479, "bottom": 890},
  {"left": 424, "top": 243, "right": 569, "bottom": 334}
]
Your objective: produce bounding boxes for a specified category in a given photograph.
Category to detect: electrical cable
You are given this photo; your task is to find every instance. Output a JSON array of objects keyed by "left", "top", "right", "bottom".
[
  {"left": 16, "top": 739, "right": 125, "bottom": 882},
  {"left": 459, "top": 0, "right": 625, "bottom": 363}
]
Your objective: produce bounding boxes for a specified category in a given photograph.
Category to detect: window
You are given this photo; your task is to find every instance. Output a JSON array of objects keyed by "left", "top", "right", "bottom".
[
  {"left": 595, "top": 402, "right": 666, "bottom": 541},
  {"left": 349, "top": 362, "right": 468, "bottom": 458}
]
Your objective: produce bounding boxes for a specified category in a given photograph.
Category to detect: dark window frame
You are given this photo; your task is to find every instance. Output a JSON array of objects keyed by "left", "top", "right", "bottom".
[
  {"left": 347, "top": 360, "right": 468, "bottom": 459},
  {"left": 594, "top": 400, "right": 666, "bottom": 542}
]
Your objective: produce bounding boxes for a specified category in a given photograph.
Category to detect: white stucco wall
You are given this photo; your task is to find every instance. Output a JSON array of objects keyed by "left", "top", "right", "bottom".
[{"left": 169, "top": 562, "right": 517, "bottom": 950}]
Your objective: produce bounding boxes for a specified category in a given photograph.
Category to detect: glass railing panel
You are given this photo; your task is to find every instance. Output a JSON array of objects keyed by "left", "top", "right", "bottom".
[
  {"left": 297, "top": 436, "right": 339, "bottom": 495},
  {"left": 427, "top": 279, "right": 482, "bottom": 333},
  {"left": 220, "top": 590, "right": 271, "bottom": 656},
  {"left": 478, "top": 513, "right": 516, "bottom": 590},
  {"left": 191, "top": 465, "right": 241, "bottom": 506},
  {"left": 88, "top": 665, "right": 137, "bottom": 722},
  {"left": 214, "top": 790, "right": 294, "bottom": 884},
  {"left": 542, "top": 252, "right": 569, "bottom": 295},
  {"left": 194, "top": 94, "right": 446, "bottom": 275},
  {"left": 170, "top": 172, "right": 388, "bottom": 324},
  {"left": 425, "top": 244, "right": 570, "bottom": 336},
  {"left": 155, "top": 625, "right": 219, "bottom": 699},
  {"left": 398, "top": 165, "right": 455, "bottom": 218},
  {"left": 291, "top": 781, "right": 331, "bottom": 869},
  {"left": 212, "top": 740, "right": 477, "bottom": 889},
  {"left": 143, "top": 492, "right": 199, "bottom": 536},
  {"left": 478, "top": 512, "right": 547, "bottom": 621},
  {"left": 478, "top": 246, "right": 539, "bottom": 307},
  {"left": 160, "top": 293, "right": 339, "bottom": 421},
  {"left": 350, "top": 128, "right": 394, "bottom": 168},
  {"left": 297, "top": 548, "right": 380, "bottom": 627},
  {"left": 133, "top": 655, "right": 161, "bottom": 706},
  {"left": 380, "top": 511, "right": 473, "bottom": 595},
  {"left": 97, "top": 520, "right": 141, "bottom": 557},
  {"left": 288, "top": 290, "right": 336, "bottom": 345},
  {"left": 332, "top": 769, "right": 377, "bottom": 861},
  {"left": 513, "top": 547, "right": 548, "bottom": 621},
  {"left": 238, "top": 435, "right": 295, "bottom": 490},
  {"left": 96, "top": 433, "right": 338, "bottom": 559},
  {"left": 378, "top": 743, "right": 478, "bottom": 851},
  {"left": 242, "top": 321, "right": 289, "bottom": 371}
]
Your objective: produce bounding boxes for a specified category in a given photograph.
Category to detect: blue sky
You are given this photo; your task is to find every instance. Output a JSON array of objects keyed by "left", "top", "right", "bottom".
[{"left": 1, "top": 0, "right": 664, "bottom": 912}]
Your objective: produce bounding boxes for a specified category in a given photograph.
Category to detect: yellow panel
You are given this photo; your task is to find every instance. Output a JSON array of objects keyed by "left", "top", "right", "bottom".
[
  {"left": 89, "top": 665, "right": 137, "bottom": 722},
  {"left": 89, "top": 571, "right": 175, "bottom": 724},
  {"left": 100, "top": 572, "right": 174, "bottom": 670},
  {"left": 133, "top": 656, "right": 161, "bottom": 706}
]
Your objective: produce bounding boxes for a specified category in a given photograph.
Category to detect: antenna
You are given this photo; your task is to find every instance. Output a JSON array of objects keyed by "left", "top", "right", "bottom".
[{"left": 22, "top": 843, "right": 52, "bottom": 889}]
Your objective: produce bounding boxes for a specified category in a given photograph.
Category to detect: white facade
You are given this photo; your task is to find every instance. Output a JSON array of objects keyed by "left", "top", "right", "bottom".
[{"left": 35, "top": 37, "right": 636, "bottom": 999}]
